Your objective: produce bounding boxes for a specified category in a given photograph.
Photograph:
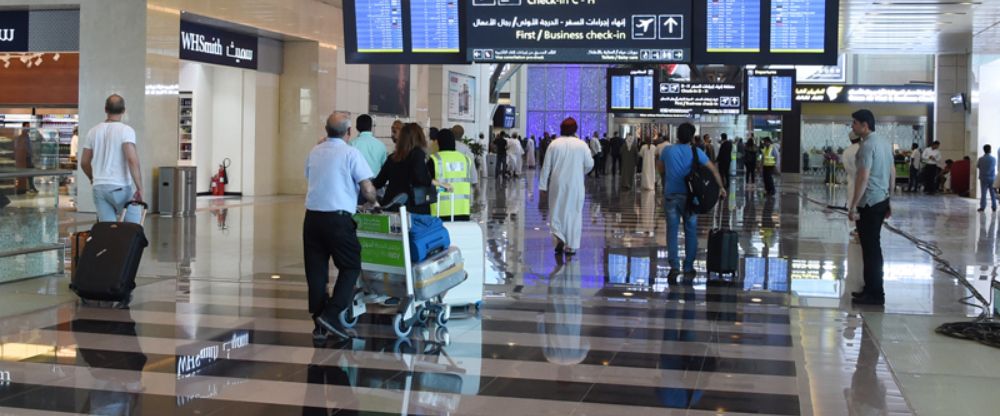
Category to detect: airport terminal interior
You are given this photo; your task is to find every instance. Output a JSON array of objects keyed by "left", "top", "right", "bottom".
[{"left": 3, "top": 0, "right": 1000, "bottom": 415}]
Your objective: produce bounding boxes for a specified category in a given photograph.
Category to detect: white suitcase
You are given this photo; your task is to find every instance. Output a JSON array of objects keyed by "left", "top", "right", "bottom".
[{"left": 443, "top": 221, "right": 485, "bottom": 308}]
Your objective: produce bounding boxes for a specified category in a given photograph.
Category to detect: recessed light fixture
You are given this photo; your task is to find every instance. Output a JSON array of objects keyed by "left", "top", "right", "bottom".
[{"left": 271, "top": 274, "right": 281, "bottom": 279}]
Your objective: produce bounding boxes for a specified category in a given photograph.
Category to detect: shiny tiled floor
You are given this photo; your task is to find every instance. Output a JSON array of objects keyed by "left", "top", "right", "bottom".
[{"left": 1, "top": 172, "right": 999, "bottom": 415}]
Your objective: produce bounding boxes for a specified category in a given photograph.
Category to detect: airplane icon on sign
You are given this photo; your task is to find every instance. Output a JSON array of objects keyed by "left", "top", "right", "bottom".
[
  {"left": 637, "top": 18, "right": 655, "bottom": 32},
  {"left": 632, "top": 15, "right": 657, "bottom": 39}
]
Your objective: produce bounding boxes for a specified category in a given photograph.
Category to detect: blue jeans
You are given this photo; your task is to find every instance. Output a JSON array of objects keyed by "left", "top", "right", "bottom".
[
  {"left": 93, "top": 184, "right": 141, "bottom": 223},
  {"left": 665, "top": 194, "right": 698, "bottom": 272},
  {"left": 981, "top": 179, "right": 998, "bottom": 210}
]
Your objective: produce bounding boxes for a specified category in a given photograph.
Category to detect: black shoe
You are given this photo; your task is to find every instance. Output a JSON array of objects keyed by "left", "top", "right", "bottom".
[
  {"left": 667, "top": 269, "right": 681, "bottom": 285},
  {"left": 978, "top": 208, "right": 985, "bottom": 212},
  {"left": 851, "top": 291, "right": 866, "bottom": 298},
  {"left": 312, "top": 322, "right": 328, "bottom": 341},
  {"left": 315, "top": 314, "right": 352, "bottom": 340},
  {"left": 851, "top": 295, "right": 885, "bottom": 306}
]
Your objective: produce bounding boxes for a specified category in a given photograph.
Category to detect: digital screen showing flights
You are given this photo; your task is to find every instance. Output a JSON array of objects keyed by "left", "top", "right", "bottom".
[
  {"left": 411, "top": 0, "right": 460, "bottom": 52},
  {"left": 610, "top": 76, "right": 632, "bottom": 110},
  {"left": 745, "top": 69, "right": 796, "bottom": 113},
  {"left": 468, "top": 0, "right": 692, "bottom": 63},
  {"left": 633, "top": 76, "right": 655, "bottom": 110},
  {"left": 355, "top": 0, "right": 404, "bottom": 53},
  {"left": 770, "top": 0, "right": 826, "bottom": 53},
  {"left": 706, "top": 0, "right": 761, "bottom": 53}
]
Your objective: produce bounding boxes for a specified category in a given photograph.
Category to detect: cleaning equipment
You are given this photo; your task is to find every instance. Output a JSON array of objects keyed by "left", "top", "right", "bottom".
[{"left": 210, "top": 158, "right": 231, "bottom": 196}]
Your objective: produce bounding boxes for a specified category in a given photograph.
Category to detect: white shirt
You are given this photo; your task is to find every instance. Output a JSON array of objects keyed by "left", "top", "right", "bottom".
[
  {"left": 83, "top": 121, "right": 137, "bottom": 187},
  {"left": 922, "top": 147, "right": 941, "bottom": 166},
  {"left": 305, "top": 137, "right": 373, "bottom": 213},
  {"left": 843, "top": 142, "right": 861, "bottom": 177}
]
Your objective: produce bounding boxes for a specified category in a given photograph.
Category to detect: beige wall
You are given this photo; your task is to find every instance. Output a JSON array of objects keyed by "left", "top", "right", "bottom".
[{"left": 935, "top": 54, "right": 971, "bottom": 163}]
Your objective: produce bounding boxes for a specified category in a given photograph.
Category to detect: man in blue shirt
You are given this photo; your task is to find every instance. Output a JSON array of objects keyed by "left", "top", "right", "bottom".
[
  {"left": 656, "top": 123, "right": 726, "bottom": 281},
  {"left": 848, "top": 109, "right": 894, "bottom": 306},
  {"left": 350, "top": 114, "right": 388, "bottom": 177},
  {"left": 304, "top": 112, "right": 379, "bottom": 341},
  {"left": 978, "top": 145, "right": 997, "bottom": 212}
]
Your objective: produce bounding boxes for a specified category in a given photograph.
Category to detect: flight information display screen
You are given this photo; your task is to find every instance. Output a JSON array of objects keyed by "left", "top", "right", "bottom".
[
  {"left": 633, "top": 75, "right": 655, "bottom": 110},
  {"left": 468, "top": 0, "right": 692, "bottom": 63},
  {"left": 706, "top": 0, "right": 761, "bottom": 53},
  {"left": 343, "top": 0, "right": 468, "bottom": 64},
  {"left": 747, "top": 75, "right": 770, "bottom": 111},
  {"left": 411, "top": 0, "right": 460, "bottom": 52},
  {"left": 770, "top": 0, "right": 826, "bottom": 53},
  {"left": 744, "top": 68, "right": 796, "bottom": 113},
  {"left": 355, "top": 0, "right": 404, "bottom": 52},
  {"left": 610, "top": 75, "right": 632, "bottom": 110}
]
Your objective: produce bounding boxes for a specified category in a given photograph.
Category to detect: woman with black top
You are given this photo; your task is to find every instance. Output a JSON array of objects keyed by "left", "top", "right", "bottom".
[
  {"left": 373, "top": 123, "right": 448, "bottom": 215},
  {"left": 744, "top": 138, "right": 759, "bottom": 186}
]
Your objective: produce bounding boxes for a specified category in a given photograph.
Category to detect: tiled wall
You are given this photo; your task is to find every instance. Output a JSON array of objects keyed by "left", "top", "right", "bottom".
[{"left": 526, "top": 65, "right": 608, "bottom": 139}]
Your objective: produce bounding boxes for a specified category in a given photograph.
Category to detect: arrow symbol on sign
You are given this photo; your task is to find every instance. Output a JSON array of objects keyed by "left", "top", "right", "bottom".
[{"left": 665, "top": 17, "right": 679, "bottom": 33}]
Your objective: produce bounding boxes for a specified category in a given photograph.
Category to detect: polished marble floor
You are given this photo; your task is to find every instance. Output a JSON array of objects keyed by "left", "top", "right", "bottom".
[{"left": 1, "top": 171, "right": 999, "bottom": 415}]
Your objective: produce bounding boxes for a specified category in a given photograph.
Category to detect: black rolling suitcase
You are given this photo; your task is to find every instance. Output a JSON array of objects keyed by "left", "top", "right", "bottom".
[
  {"left": 706, "top": 206, "right": 739, "bottom": 279},
  {"left": 70, "top": 201, "right": 149, "bottom": 306}
]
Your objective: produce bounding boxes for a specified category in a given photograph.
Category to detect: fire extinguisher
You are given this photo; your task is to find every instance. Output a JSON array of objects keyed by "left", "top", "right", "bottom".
[{"left": 210, "top": 158, "right": 231, "bottom": 196}]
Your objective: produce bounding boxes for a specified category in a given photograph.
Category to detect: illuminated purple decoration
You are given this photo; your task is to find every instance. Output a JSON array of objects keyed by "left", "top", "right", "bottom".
[{"left": 526, "top": 65, "right": 607, "bottom": 139}]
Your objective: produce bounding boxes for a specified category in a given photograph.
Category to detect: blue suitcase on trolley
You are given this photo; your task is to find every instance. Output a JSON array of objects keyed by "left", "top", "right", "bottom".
[{"left": 409, "top": 214, "right": 450, "bottom": 262}]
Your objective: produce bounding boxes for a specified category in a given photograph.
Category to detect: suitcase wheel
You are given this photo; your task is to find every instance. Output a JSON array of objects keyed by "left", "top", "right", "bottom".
[
  {"left": 393, "top": 313, "right": 413, "bottom": 338},
  {"left": 417, "top": 308, "right": 431, "bottom": 324},
  {"left": 435, "top": 305, "right": 451, "bottom": 326},
  {"left": 339, "top": 308, "right": 359, "bottom": 329}
]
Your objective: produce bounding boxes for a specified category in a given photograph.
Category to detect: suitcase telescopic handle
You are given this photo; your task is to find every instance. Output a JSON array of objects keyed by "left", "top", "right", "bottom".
[{"left": 118, "top": 200, "right": 149, "bottom": 224}]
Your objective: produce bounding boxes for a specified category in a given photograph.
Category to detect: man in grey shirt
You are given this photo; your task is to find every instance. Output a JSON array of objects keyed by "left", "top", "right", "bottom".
[
  {"left": 977, "top": 145, "right": 997, "bottom": 212},
  {"left": 848, "top": 109, "right": 895, "bottom": 306}
]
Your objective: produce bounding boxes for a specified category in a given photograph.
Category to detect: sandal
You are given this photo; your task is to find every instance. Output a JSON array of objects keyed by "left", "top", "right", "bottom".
[{"left": 554, "top": 239, "right": 565, "bottom": 253}]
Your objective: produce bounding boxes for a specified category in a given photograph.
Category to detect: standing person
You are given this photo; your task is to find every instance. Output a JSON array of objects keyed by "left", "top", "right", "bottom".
[
  {"left": 80, "top": 95, "right": 144, "bottom": 223},
  {"left": 539, "top": 118, "right": 594, "bottom": 256},
  {"left": 610, "top": 133, "right": 624, "bottom": 175},
  {"left": 539, "top": 133, "right": 551, "bottom": 170},
  {"left": 373, "top": 123, "right": 438, "bottom": 215},
  {"left": 639, "top": 138, "right": 658, "bottom": 191},
  {"left": 907, "top": 143, "right": 922, "bottom": 192},
  {"left": 525, "top": 135, "right": 536, "bottom": 169},
  {"left": 848, "top": 109, "right": 894, "bottom": 306},
  {"left": 744, "top": 138, "right": 759, "bottom": 187},
  {"left": 599, "top": 134, "right": 610, "bottom": 175},
  {"left": 978, "top": 145, "right": 998, "bottom": 212},
  {"left": 350, "top": 114, "right": 388, "bottom": 177},
  {"left": 430, "top": 129, "right": 473, "bottom": 220},
  {"left": 656, "top": 123, "right": 726, "bottom": 280},
  {"left": 13, "top": 122, "right": 38, "bottom": 194},
  {"left": 493, "top": 133, "right": 508, "bottom": 178},
  {"left": 761, "top": 137, "right": 780, "bottom": 196},
  {"left": 451, "top": 125, "right": 479, "bottom": 185},
  {"left": 506, "top": 133, "right": 524, "bottom": 177},
  {"left": 701, "top": 134, "right": 717, "bottom": 161},
  {"left": 717, "top": 133, "right": 733, "bottom": 190},
  {"left": 843, "top": 132, "right": 862, "bottom": 219},
  {"left": 588, "top": 132, "right": 602, "bottom": 178},
  {"left": 620, "top": 134, "right": 638, "bottom": 190},
  {"left": 304, "top": 112, "right": 379, "bottom": 340},
  {"left": 921, "top": 141, "right": 942, "bottom": 195}
]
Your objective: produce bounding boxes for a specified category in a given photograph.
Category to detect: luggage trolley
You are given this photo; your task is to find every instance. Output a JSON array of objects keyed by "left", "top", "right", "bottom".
[{"left": 344, "top": 202, "right": 467, "bottom": 338}]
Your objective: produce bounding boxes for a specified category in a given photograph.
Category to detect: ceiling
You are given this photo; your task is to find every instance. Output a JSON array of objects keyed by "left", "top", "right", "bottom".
[{"left": 840, "top": 0, "right": 1000, "bottom": 54}]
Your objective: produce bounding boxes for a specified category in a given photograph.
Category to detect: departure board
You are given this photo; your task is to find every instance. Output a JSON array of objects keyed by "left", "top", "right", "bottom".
[
  {"left": 610, "top": 76, "right": 632, "bottom": 110},
  {"left": 355, "top": 0, "right": 404, "bottom": 52},
  {"left": 771, "top": 0, "right": 826, "bottom": 53},
  {"left": 747, "top": 75, "right": 770, "bottom": 111},
  {"left": 744, "top": 68, "right": 795, "bottom": 113},
  {"left": 411, "top": 0, "right": 460, "bottom": 52},
  {"left": 706, "top": 0, "right": 761, "bottom": 53},
  {"left": 770, "top": 76, "right": 794, "bottom": 110},
  {"left": 633, "top": 76, "right": 655, "bottom": 110}
]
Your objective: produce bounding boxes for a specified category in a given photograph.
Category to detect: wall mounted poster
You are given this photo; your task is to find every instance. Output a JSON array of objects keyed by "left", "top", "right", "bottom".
[
  {"left": 447, "top": 71, "right": 475, "bottom": 122},
  {"left": 368, "top": 64, "right": 410, "bottom": 116}
]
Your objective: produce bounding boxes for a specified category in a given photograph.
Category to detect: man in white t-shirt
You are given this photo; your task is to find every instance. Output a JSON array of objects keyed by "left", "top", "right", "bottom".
[{"left": 81, "top": 94, "right": 144, "bottom": 223}]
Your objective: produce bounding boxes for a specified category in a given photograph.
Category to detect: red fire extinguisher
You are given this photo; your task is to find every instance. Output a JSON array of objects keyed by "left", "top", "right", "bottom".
[{"left": 210, "top": 158, "right": 231, "bottom": 196}]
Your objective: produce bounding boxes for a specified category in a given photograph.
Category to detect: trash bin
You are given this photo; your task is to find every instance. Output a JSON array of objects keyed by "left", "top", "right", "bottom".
[{"left": 158, "top": 166, "right": 197, "bottom": 217}]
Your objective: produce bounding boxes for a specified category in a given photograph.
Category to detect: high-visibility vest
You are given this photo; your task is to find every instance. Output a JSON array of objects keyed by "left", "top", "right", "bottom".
[
  {"left": 430, "top": 151, "right": 472, "bottom": 218},
  {"left": 763, "top": 145, "right": 777, "bottom": 167}
]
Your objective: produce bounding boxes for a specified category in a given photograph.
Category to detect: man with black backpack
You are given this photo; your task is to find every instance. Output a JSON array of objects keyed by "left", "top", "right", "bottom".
[{"left": 656, "top": 123, "right": 726, "bottom": 281}]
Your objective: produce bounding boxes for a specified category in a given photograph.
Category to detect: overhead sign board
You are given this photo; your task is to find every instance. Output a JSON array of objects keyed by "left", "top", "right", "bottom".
[
  {"left": 656, "top": 82, "right": 742, "bottom": 117},
  {"left": 795, "top": 84, "right": 934, "bottom": 104},
  {"left": 468, "top": 0, "right": 692, "bottom": 63},
  {"left": 0, "top": 11, "right": 29, "bottom": 52},
  {"left": 343, "top": 0, "right": 468, "bottom": 64},
  {"left": 180, "top": 20, "right": 258, "bottom": 70},
  {"left": 745, "top": 68, "right": 796, "bottom": 113}
]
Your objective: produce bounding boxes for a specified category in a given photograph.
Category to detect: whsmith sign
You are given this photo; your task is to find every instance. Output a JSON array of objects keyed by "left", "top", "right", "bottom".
[
  {"left": 180, "top": 20, "right": 257, "bottom": 70},
  {"left": 0, "top": 11, "right": 29, "bottom": 52}
]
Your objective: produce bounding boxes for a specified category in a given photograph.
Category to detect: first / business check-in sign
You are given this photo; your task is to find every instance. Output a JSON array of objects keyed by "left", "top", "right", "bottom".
[{"left": 0, "top": 11, "right": 29, "bottom": 52}]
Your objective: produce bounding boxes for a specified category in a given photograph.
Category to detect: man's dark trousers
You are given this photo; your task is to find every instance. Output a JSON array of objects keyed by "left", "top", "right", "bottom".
[
  {"left": 856, "top": 199, "right": 890, "bottom": 300},
  {"left": 303, "top": 210, "right": 362, "bottom": 319}
]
